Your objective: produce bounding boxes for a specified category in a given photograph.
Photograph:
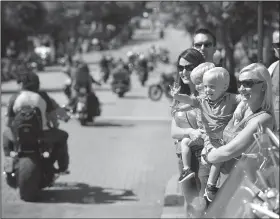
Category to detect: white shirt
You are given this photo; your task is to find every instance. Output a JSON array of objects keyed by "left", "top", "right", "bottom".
[{"left": 13, "top": 91, "right": 49, "bottom": 130}]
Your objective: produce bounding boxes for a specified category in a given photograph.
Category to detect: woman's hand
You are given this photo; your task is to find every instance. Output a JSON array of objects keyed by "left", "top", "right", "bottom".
[
  {"left": 201, "top": 144, "right": 216, "bottom": 165},
  {"left": 189, "top": 129, "right": 204, "bottom": 141}
]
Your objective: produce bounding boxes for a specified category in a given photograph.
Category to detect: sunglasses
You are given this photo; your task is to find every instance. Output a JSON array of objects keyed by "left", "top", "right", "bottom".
[
  {"left": 237, "top": 80, "right": 264, "bottom": 88},
  {"left": 194, "top": 42, "right": 213, "bottom": 49},
  {"left": 178, "top": 64, "right": 195, "bottom": 72},
  {"left": 272, "top": 42, "right": 280, "bottom": 49}
]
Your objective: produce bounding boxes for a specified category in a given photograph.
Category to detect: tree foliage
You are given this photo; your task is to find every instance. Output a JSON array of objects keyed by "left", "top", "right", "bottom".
[
  {"left": 160, "top": 1, "right": 279, "bottom": 74},
  {"left": 1, "top": 1, "right": 146, "bottom": 56}
]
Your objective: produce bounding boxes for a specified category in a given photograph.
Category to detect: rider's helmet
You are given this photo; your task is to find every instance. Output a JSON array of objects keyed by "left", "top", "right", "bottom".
[
  {"left": 127, "top": 51, "right": 133, "bottom": 58},
  {"left": 139, "top": 53, "right": 145, "bottom": 60}
]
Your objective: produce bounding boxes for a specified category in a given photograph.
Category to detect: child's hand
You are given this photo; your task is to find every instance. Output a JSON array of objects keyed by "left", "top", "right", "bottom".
[{"left": 169, "top": 83, "right": 181, "bottom": 97}]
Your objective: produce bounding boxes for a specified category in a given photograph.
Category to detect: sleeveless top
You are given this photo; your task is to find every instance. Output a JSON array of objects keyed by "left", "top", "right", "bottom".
[
  {"left": 220, "top": 110, "right": 271, "bottom": 174},
  {"left": 222, "top": 110, "right": 269, "bottom": 145}
]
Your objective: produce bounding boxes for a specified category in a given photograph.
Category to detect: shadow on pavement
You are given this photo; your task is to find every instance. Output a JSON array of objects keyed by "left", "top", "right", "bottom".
[
  {"left": 84, "top": 121, "right": 134, "bottom": 128},
  {"left": 38, "top": 182, "right": 138, "bottom": 204}
]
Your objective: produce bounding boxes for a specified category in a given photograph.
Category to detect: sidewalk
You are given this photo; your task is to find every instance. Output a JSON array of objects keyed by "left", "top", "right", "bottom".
[{"left": 161, "top": 174, "right": 186, "bottom": 218}]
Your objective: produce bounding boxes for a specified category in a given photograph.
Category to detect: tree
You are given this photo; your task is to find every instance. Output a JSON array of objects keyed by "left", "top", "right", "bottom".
[
  {"left": 161, "top": 1, "right": 279, "bottom": 74},
  {"left": 1, "top": 1, "right": 47, "bottom": 55}
]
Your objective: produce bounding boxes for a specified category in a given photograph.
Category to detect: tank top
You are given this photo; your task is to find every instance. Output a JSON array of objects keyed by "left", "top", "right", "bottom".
[{"left": 222, "top": 110, "right": 268, "bottom": 145}]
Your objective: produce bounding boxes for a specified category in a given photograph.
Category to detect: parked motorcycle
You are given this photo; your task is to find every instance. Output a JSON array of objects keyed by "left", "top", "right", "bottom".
[
  {"left": 148, "top": 73, "right": 174, "bottom": 101},
  {"left": 3, "top": 112, "right": 70, "bottom": 202},
  {"left": 203, "top": 126, "right": 279, "bottom": 218}
]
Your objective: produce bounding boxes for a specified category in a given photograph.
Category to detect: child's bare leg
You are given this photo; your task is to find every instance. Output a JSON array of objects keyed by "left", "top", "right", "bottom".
[
  {"left": 181, "top": 138, "right": 192, "bottom": 171},
  {"left": 204, "top": 163, "right": 222, "bottom": 202},
  {"left": 207, "top": 163, "right": 222, "bottom": 186},
  {"left": 179, "top": 138, "right": 195, "bottom": 183}
]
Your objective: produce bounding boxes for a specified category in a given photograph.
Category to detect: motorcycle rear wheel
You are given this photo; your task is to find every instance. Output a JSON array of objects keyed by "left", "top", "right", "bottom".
[
  {"left": 18, "top": 155, "right": 41, "bottom": 202},
  {"left": 118, "top": 92, "right": 125, "bottom": 98},
  {"left": 148, "top": 84, "right": 163, "bottom": 101}
]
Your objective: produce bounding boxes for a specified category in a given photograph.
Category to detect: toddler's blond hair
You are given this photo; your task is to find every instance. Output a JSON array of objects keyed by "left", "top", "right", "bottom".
[
  {"left": 203, "top": 67, "right": 230, "bottom": 91},
  {"left": 190, "top": 62, "right": 215, "bottom": 84}
]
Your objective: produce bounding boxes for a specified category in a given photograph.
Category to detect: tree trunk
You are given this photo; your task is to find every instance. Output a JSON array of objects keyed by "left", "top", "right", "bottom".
[{"left": 220, "top": 24, "right": 238, "bottom": 93}]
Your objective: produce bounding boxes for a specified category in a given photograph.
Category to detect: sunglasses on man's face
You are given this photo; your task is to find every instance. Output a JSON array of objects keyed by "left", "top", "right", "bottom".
[
  {"left": 194, "top": 42, "right": 213, "bottom": 49},
  {"left": 272, "top": 42, "right": 280, "bottom": 49},
  {"left": 178, "top": 64, "right": 195, "bottom": 72},
  {"left": 237, "top": 79, "right": 264, "bottom": 88}
]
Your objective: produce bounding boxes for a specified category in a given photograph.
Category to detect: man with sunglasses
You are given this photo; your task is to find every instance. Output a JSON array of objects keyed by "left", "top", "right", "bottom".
[
  {"left": 193, "top": 28, "right": 238, "bottom": 94},
  {"left": 193, "top": 28, "right": 216, "bottom": 63},
  {"left": 268, "top": 29, "right": 279, "bottom": 131}
]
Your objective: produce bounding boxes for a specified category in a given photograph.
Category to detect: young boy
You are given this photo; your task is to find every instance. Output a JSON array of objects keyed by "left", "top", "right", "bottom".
[
  {"left": 171, "top": 67, "right": 242, "bottom": 202},
  {"left": 172, "top": 62, "right": 215, "bottom": 183}
]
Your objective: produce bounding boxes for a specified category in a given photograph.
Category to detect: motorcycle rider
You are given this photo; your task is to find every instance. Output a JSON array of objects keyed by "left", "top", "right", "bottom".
[
  {"left": 99, "top": 54, "right": 112, "bottom": 82},
  {"left": 2, "top": 72, "right": 70, "bottom": 173},
  {"left": 111, "top": 59, "right": 131, "bottom": 87},
  {"left": 67, "top": 58, "right": 101, "bottom": 121},
  {"left": 137, "top": 53, "right": 149, "bottom": 84}
]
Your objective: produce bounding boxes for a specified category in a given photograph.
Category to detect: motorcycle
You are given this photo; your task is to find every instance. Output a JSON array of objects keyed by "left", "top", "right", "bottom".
[
  {"left": 65, "top": 86, "right": 101, "bottom": 126},
  {"left": 148, "top": 73, "right": 174, "bottom": 101},
  {"left": 203, "top": 126, "right": 279, "bottom": 218},
  {"left": 111, "top": 73, "right": 131, "bottom": 98},
  {"left": 3, "top": 113, "right": 70, "bottom": 202}
]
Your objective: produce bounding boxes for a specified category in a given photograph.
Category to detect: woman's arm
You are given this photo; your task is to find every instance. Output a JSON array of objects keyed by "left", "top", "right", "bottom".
[
  {"left": 207, "top": 113, "right": 273, "bottom": 163},
  {"left": 171, "top": 117, "right": 195, "bottom": 139}
]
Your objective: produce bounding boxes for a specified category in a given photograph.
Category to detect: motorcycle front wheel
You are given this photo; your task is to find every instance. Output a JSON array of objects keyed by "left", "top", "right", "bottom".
[{"left": 148, "top": 84, "right": 163, "bottom": 101}]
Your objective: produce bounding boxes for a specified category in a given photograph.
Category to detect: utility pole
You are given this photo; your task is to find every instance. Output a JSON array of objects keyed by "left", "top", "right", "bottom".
[{"left": 257, "top": 1, "right": 264, "bottom": 63}]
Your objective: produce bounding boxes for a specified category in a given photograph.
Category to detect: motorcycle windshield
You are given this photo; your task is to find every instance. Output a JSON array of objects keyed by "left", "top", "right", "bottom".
[{"left": 204, "top": 132, "right": 279, "bottom": 218}]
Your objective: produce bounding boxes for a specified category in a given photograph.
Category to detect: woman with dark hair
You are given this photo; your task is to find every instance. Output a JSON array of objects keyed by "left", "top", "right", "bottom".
[{"left": 170, "top": 48, "right": 205, "bottom": 217}]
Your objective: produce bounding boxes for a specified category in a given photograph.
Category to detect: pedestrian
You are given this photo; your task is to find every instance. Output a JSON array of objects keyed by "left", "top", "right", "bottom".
[
  {"left": 170, "top": 48, "right": 205, "bottom": 217},
  {"left": 192, "top": 27, "right": 238, "bottom": 94},
  {"left": 268, "top": 29, "right": 279, "bottom": 132},
  {"left": 171, "top": 62, "right": 215, "bottom": 184},
  {"left": 202, "top": 63, "right": 276, "bottom": 198},
  {"left": 171, "top": 66, "right": 243, "bottom": 203}
]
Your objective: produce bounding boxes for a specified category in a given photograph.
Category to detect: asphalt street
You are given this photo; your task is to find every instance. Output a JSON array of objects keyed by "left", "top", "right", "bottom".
[{"left": 1, "top": 27, "right": 192, "bottom": 218}]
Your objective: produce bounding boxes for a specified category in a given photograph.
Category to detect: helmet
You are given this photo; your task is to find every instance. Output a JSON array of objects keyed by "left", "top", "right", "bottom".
[
  {"left": 139, "top": 53, "right": 145, "bottom": 60},
  {"left": 127, "top": 51, "right": 133, "bottom": 57},
  {"left": 17, "top": 72, "right": 40, "bottom": 91}
]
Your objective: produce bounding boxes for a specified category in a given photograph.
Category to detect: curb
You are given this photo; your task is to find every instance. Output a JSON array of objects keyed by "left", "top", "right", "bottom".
[
  {"left": 161, "top": 174, "right": 186, "bottom": 219},
  {"left": 163, "top": 174, "right": 184, "bottom": 207}
]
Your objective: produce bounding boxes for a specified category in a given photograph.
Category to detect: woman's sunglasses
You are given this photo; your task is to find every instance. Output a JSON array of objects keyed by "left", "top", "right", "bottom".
[
  {"left": 237, "top": 79, "right": 264, "bottom": 88},
  {"left": 178, "top": 64, "right": 195, "bottom": 72}
]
